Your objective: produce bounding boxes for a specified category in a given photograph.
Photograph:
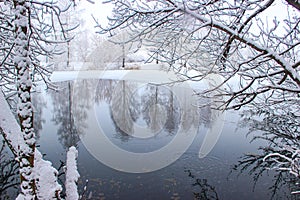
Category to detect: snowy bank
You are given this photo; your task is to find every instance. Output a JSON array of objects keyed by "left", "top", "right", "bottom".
[{"left": 50, "top": 68, "right": 188, "bottom": 84}]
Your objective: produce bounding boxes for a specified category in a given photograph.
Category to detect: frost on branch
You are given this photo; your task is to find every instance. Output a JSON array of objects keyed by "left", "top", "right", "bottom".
[{"left": 263, "top": 150, "right": 300, "bottom": 177}]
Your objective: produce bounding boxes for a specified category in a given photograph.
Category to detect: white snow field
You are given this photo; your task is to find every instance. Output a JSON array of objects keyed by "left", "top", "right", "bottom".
[{"left": 50, "top": 68, "right": 180, "bottom": 84}]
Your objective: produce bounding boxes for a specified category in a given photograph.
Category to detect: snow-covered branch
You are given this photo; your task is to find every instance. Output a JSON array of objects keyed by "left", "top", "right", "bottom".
[
  {"left": 0, "top": 0, "right": 75, "bottom": 97},
  {"left": 98, "top": 0, "right": 300, "bottom": 109},
  {"left": 235, "top": 105, "right": 300, "bottom": 196}
]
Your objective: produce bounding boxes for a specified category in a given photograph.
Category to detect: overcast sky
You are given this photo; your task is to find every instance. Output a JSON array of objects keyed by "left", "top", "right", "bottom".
[
  {"left": 79, "top": 0, "right": 297, "bottom": 28},
  {"left": 76, "top": 0, "right": 298, "bottom": 39},
  {"left": 77, "top": 0, "right": 113, "bottom": 30}
]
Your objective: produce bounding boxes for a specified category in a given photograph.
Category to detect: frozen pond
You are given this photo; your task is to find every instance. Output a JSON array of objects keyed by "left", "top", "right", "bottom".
[{"left": 1, "top": 72, "right": 295, "bottom": 199}]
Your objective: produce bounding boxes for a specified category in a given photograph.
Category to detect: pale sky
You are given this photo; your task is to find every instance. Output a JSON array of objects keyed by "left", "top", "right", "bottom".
[
  {"left": 77, "top": 0, "right": 113, "bottom": 30},
  {"left": 77, "top": 0, "right": 297, "bottom": 32}
]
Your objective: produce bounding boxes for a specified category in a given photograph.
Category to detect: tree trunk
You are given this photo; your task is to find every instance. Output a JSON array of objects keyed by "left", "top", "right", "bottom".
[{"left": 13, "top": 0, "right": 36, "bottom": 198}]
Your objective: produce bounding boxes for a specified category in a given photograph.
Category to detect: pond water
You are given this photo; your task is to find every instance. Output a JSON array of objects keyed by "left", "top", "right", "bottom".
[{"left": 1, "top": 77, "right": 297, "bottom": 199}]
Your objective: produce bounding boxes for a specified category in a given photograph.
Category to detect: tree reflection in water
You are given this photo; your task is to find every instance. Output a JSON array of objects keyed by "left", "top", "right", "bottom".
[
  {"left": 110, "top": 80, "right": 136, "bottom": 138},
  {"left": 50, "top": 80, "right": 92, "bottom": 149},
  {"left": 234, "top": 106, "right": 300, "bottom": 199},
  {"left": 95, "top": 79, "right": 209, "bottom": 142},
  {"left": 130, "top": 83, "right": 181, "bottom": 135},
  {"left": 50, "top": 79, "right": 213, "bottom": 146},
  {"left": 0, "top": 139, "right": 19, "bottom": 199}
]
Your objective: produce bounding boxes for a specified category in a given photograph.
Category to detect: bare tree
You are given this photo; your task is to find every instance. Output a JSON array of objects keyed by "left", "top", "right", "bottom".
[{"left": 97, "top": 0, "right": 300, "bottom": 110}]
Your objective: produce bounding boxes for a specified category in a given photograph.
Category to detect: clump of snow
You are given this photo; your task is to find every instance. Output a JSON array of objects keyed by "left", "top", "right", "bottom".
[
  {"left": 65, "top": 146, "right": 80, "bottom": 200},
  {"left": 34, "top": 150, "right": 62, "bottom": 199}
]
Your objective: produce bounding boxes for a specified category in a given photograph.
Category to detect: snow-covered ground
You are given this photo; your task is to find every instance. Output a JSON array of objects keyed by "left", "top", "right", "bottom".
[
  {"left": 50, "top": 66, "right": 227, "bottom": 93},
  {"left": 50, "top": 70, "right": 128, "bottom": 82},
  {"left": 50, "top": 68, "right": 178, "bottom": 84}
]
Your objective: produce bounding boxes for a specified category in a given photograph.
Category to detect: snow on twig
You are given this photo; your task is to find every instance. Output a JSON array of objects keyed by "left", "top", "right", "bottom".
[
  {"left": 181, "top": 6, "right": 300, "bottom": 86},
  {"left": 263, "top": 151, "right": 300, "bottom": 177}
]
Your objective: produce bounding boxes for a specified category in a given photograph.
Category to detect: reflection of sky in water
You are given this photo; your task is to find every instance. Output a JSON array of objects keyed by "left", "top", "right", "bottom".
[{"left": 31, "top": 79, "right": 290, "bottom": 200}]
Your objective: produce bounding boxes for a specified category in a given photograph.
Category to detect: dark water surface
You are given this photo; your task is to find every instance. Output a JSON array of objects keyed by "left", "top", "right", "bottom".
[{"left": 1, "top": 78, "right": 296, "bottom": 199}]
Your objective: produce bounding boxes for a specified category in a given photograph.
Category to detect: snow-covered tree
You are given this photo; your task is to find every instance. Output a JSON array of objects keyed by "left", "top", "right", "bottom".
[
  {"left": 87, "top": 31, "right": 141, "bottom": 69},
  {"left": 0, "top": 0, "right": 79, "bottom": 199},
  {"left": 1, "top": 0, "right": 75, "bottom": 93},
  {"left": 97, "top": 0, "right": 300, "bottom": 110},
  {"left": 12, "top": 0, "right": 36, "bottom": 196},
  {"left": 50, "top": 0, "right": 90, "bottom": 70}
]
